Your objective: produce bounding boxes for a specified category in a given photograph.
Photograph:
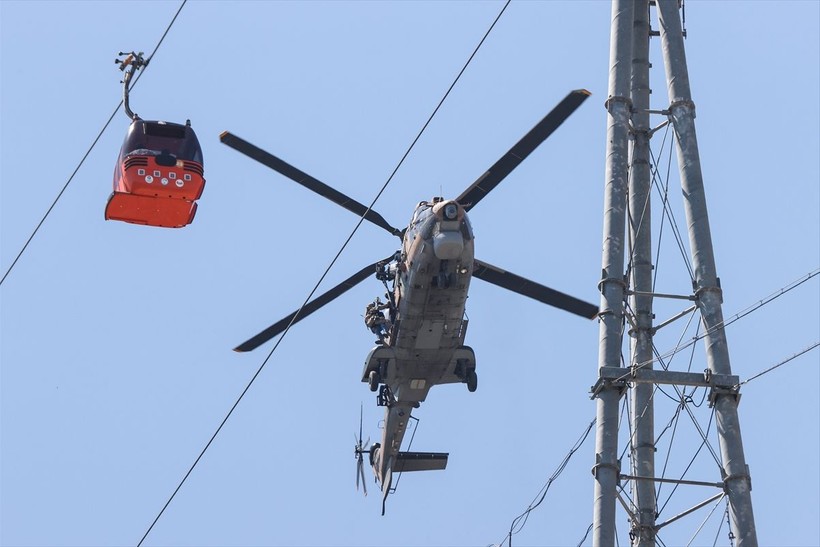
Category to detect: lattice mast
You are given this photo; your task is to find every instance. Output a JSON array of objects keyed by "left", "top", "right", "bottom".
[{"left": 592, "top": 1, "right": 758, "bottom": 545}]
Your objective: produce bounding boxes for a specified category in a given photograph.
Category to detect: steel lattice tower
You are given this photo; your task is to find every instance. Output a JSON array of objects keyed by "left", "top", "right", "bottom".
[{"left": 592, "top": 1, "right": 758, "bottom": 545}]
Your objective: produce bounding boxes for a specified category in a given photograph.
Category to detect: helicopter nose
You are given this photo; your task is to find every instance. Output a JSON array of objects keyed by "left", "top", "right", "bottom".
[
  {"left": 433, "top": 230, "right": 463, "bottom": 259},
  {"left": 431, "top": 199, "right": 464, "bottom": 259}
]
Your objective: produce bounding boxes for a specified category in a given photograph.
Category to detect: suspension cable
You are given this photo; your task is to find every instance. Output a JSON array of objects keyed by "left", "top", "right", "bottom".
[{"left": 0, "top": 0, "right": 188, "bottom": 288}]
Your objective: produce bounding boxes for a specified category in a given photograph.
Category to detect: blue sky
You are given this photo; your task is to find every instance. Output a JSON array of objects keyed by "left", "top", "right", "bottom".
[{"left": 1, "top": 1, "right": 818, "bottom": 546}]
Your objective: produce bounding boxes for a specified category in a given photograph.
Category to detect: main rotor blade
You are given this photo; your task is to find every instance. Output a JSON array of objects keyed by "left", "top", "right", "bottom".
[
  {"left": 472, "top": 259, "right": 598, "bottom": 319},
  {"left": 234, "top": 255, "right": 395, "bottom": 352},
  {"left": 220, "top": 131, "right": 402, "bottom": 237},
  {"left": 457, "top": 89, "right": 591, "bottom": 212}
]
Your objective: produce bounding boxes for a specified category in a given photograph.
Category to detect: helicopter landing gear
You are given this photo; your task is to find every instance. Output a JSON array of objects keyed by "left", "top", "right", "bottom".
[
  {"left": 466, "top": 369, "right": 478, "bottom": 393},
  {"left": 454, "top": 358, "right": 478, "bottom": 392},
  {"left": 368, "top": 370, "right": 380, "bottom": 392},
  {"left": 369, "top": 358, "right": 389, "bottom": 392}
]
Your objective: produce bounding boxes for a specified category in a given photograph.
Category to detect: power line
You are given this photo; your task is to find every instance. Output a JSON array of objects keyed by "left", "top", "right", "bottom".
[
  {"left": 614, "top": 268, "right": 820, "bottom": 378},
  {"left": 738, "top": 342, "right": 819, "bottom": 387},
  {"left": 0, "top": 0, "right": 188, "bottom": 288},
  {"left": 499, "top": 417, "right": 596, "bottom": 547},
  {"left": 137, "top": 3, "right": 511, "bottom": 544}
]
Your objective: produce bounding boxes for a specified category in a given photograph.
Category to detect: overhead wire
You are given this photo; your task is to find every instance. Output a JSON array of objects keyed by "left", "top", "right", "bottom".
[
  {"left": 621, "top": 125, "right": 721, "bottom": 530},
  {"left": 738, "top": 342, "right": 819, "bottom": 387},
  {"left": 682, "top": 491, "right": 725, "bottom": 547},
  {"left": 649, "top": 127, "right": 695, "bottom": 284},
  {"left": 0, "top": 0, "right": 188, "bottom": 288},
  {"left": 499, "top": 418, "right": 596, "bottom": 547},
  {"left": 610, "top": 89, "right": 816, "bottom": 543},
  {"left": 620, "top": 143, "right": 820, "bottom": 541},
  {"left": 614, "top": 268, "right": 819, "bottom": 380},
  {"left": 137, "top": 3, "right": 512, "bottom": 544},
  {"left": 656, "top": 407, "right": 716, "bottom": 518},
  {"left": 576, "top": 523, "right": 594, "bottom": 547},
  {"left": 603, "top": 12, "right": 817, "bottom": 537},
  {"left": 709, "top": 495, "right": 730, "bottom": 547}
]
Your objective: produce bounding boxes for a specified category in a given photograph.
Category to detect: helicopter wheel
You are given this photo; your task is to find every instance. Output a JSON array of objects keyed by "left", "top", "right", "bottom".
[
  {"left": 368, "top": 370, "right": 380, "bottom": 392},
  {"left": 466, "top": 369, "right": 478, "bottom": 393}
]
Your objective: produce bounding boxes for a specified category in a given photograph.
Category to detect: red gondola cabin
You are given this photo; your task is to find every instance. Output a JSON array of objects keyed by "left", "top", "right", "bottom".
[{"left": 105, "top": 119, "right": 205, "bottom": 228}]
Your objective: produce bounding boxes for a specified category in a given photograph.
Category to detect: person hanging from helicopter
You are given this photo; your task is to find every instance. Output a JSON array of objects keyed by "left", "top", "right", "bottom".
[{"left": 364, "top": 297, "right": 392, "bottom": 342}]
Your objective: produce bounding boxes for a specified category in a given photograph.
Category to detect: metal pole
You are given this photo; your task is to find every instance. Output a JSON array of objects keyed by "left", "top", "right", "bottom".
[
  {"left": 628, "top": 1, "right": 656, "bottom": 545},
  {"left": 655, "top": 1, "right": 758, "bottom": 544},
  {"left": 593, "top": 0, "right": 634, "bottom": 545}
]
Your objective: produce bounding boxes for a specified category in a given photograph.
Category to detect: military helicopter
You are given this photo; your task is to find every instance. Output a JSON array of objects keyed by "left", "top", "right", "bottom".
[{"left": 220, "top": 89, "right": 598, "bottom": 514}]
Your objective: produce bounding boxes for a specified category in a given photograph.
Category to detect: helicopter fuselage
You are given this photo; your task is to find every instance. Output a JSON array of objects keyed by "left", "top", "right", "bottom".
[
  {"left": 362, "top": 198, "right": 478, "bottom": 501},
  {"left": 221, "top": 88, "right": 596, "bottom": 514}
]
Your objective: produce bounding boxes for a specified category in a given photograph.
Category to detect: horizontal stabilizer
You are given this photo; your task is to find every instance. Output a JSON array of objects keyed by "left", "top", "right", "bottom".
[{"left": 394, "top": 452, "right": 448, "bottom": 473}]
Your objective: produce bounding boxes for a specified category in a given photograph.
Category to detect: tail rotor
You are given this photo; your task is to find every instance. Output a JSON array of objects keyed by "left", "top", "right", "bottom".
[{"left": 354, "top": 404, "right": 370, "bottom": 496}]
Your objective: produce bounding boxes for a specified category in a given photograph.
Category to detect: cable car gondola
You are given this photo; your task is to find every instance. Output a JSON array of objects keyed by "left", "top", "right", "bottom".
[{"left": 105, "top": 52, "right": 206, "bottom": 228}]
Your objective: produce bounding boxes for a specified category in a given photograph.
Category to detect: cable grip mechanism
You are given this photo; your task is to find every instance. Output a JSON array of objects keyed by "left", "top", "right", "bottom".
[{"left": 115, "top": 51, "right": 148, "bottom": 121}]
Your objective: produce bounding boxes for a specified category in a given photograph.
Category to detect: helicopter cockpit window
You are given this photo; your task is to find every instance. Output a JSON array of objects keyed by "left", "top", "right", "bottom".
[{"left": 410, "top": 202, "right": 432, "bottom": 226}]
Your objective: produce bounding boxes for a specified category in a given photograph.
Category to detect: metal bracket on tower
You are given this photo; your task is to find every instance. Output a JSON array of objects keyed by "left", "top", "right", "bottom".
[
  {"left": 592, "top": 452, "right": 622, "bottom": 482},
  {"left": 597, "top": 365, "right": 740, "bottom": 390},
  {"left": 590, "top": 374, "right": 629, "bottom": 399},
  {"left": 721, "top": 464, "right": 753, "bottom": 493},
  {"left": 604, "top": 94, "right": 634, "bottom": 112},
  {"left": 708, "top": 383, "right": 742, "bottom": 408}
]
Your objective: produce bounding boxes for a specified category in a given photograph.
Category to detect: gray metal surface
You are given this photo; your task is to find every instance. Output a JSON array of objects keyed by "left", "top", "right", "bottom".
[
  {"left": 594, "top": 2, "right": 758, "bottom": 544},
  {"left": 656, "top": 1, "right": 758, "bottom": 542},
  {"left": 628, "top": 3, "right": 657, "bottom": 542},
  {"left": 593, "top": 1, "right": 634, "bottom": 544}
]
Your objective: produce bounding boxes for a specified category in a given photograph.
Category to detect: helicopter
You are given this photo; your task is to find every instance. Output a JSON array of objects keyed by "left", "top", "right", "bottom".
[
  {"left": 105, "top": 52, "right": 206, "bottom": 228},
  {"left": 220, "top": 89, "right": 598, "bottom": 514}
]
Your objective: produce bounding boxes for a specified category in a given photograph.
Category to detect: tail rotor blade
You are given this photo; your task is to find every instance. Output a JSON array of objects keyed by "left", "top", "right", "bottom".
[
  {"left": 356, "top": 456, "right": 367, "bottom": 496},
  {"left": 356, "top": 454, "right": 361, "bottom": 490},
  {"left": 354, "top": 403, "right": 369, "bottom": 496}
]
